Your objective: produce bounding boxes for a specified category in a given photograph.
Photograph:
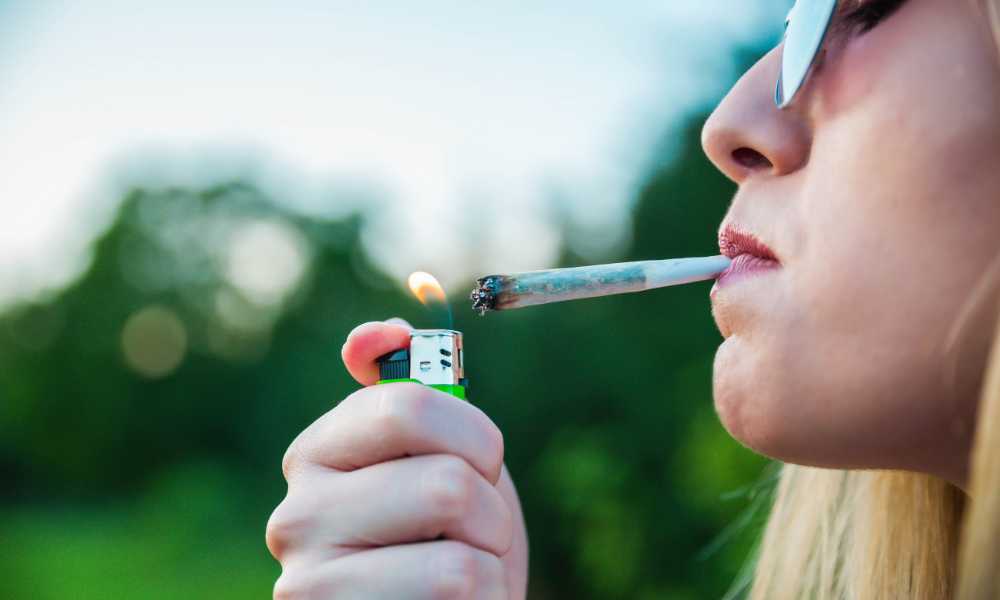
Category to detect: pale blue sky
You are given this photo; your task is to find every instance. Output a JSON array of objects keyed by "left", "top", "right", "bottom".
[{"left": 0, "top": 1, "right": 785, "bottom": 305}]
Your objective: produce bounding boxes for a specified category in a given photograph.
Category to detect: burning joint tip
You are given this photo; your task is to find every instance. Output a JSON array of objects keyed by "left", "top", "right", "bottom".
[{"left": 470, "top": 276, "right": 500, "bottom": 315}]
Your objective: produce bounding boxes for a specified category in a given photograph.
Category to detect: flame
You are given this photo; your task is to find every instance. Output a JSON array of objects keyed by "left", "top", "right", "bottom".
[{"left": 408, "top": 271, "right": 447, "bottom": 305}]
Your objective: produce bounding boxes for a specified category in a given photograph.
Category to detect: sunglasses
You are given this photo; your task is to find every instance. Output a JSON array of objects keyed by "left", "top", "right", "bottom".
[{"left": 776, "top": 0, "right": 838, "bottom": 108}]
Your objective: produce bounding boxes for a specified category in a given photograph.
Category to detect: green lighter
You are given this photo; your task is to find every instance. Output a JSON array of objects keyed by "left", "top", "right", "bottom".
[{"left": 376, "top": 329, "right": 468, "bottom": 400}]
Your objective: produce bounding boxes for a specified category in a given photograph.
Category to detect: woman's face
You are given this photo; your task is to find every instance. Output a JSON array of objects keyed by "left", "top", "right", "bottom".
[{"left": 703, "top": 0, "right": 1000, "bottom": 487}]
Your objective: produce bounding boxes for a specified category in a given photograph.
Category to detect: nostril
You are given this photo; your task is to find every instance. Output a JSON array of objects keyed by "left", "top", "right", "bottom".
[{"left": 732, "top": 147, "right": 773, "bottom": 171}]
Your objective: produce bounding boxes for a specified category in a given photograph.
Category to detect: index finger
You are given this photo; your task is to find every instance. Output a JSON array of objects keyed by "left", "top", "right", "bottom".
[
  {"left": 287, "top": 382, "right": 505, "bottom": 485},
  {"left": 341, "top": 321, "right": 413, "bottom": 386}
]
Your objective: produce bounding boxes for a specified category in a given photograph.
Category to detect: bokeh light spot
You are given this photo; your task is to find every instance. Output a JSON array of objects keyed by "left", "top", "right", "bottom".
[
  {"left": 224, "top": 219, "right": 309, "bottom": 307},
  {"left": 121, "top": 305, "right": 188, "bottom": 378}
]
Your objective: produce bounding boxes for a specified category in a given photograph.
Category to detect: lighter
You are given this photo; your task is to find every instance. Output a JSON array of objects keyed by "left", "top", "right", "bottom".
[{"left": 376, "top": 329, "right": 468, "bottom": 400}]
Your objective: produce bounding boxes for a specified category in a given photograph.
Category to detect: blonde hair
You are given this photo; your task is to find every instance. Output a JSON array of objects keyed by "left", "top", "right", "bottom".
[
  {"left": 959, "top": 302, "right": 1000, "bottom": 599},
  {"left": 745, "top": 3, "right": 1000, "bottom": 598}
]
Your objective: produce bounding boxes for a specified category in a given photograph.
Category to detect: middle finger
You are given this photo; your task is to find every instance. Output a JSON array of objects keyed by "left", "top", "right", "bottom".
[{"left": 279, "top": 453, "right": 514, "bottom": 559}]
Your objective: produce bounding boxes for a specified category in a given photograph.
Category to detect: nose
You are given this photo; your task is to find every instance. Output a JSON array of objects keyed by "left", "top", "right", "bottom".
[{"left": 701, "top": 45, "right": 811, "bottom": 184}]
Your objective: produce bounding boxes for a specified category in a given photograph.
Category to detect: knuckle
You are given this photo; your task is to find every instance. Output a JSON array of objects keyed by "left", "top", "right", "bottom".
[
  {"left": 477, "top": 552, "right": 506, "bottom": 592},
  {"left": 272, "top": 573, "right": 301, "bottom": 599},
  {"left": 423, "top": 456, "right": 476, "bottom": 521},
  {"left": 281, "top": 442, "right": 302, "bottom": 481},
  {"left": 372, "top": 383, "right": 425, "bottom": 440},
  {"left": 265, "top": 497, "right": 313, "bottom": 561},
  {"left": 494, "top": 499, "right": 515, "bottom": 555},
  {"left": 431, "top": 543, "right": 480, "bottom": 600},
  {"left": 273, "top": 572, "right": 325, "bottom": 600},
  {"left": 281, "top": 419, "right": 324, "bottom": 482},
  {"left": 484, "top": 423, "right": 505, "bottom": 480}
]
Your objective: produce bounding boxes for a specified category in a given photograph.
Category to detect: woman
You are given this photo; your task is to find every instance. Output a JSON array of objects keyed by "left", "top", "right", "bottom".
[{"left": 266, "top": 0, "right": 1000, "bottom": 597}]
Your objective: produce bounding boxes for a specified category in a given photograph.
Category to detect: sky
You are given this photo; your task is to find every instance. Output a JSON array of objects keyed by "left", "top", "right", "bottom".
[{"left": 0, "top": 1, "right": 785, "bottom": 306}]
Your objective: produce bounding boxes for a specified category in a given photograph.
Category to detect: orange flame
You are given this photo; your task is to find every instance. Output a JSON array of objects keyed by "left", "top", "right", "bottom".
[{"left": 408, "top": 271, "right": 447, "bottom": 305}]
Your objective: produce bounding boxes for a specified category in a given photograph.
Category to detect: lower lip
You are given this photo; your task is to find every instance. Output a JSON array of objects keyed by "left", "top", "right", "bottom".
[{"left": 713, "top": 254, "right": 780, "bottom": 289}]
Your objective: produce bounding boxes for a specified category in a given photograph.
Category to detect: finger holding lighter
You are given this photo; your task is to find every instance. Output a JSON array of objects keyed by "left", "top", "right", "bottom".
[{"left": 267, "top": 320, "right": 529, "bottom": 599}]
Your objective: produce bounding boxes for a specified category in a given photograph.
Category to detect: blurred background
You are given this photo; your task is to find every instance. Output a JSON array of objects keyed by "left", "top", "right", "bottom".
[{"left": 0, "top": 1, "right": 788, "bottom": 598}]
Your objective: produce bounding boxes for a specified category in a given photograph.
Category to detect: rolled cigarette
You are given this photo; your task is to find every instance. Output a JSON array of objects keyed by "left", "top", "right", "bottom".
[{"left": 470, "top": 255, "right": 732, "bottom": 314}]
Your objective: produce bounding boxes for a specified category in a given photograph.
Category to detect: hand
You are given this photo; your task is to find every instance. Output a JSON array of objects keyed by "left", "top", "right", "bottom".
[{"left": 266, "top": 319, "right": 529, "bottom": 599}]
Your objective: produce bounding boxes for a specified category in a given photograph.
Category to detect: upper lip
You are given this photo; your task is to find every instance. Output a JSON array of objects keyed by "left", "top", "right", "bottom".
[{"left": 718, "top": 225, "right": 779, "bottom": 262}]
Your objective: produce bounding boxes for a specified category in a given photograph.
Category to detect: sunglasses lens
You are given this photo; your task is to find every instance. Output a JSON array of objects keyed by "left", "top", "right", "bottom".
[{"left": 776, "top": 0, "right": 838, "bottom": 107}]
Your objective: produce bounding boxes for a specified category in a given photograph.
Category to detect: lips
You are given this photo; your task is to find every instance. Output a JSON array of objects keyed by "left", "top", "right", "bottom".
[{"left": 715, "top": 225, "right": 780, "bottom": 287}]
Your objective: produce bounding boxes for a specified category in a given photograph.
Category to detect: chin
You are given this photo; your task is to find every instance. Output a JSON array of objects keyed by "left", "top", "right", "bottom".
[{"left": 712, "top": 334, "right": 814, "bottom": 465}]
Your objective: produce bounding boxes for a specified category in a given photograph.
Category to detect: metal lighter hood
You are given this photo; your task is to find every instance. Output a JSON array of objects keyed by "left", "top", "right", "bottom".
[{"left": 377, "top": 329, "right": 465, "bottom": 387}]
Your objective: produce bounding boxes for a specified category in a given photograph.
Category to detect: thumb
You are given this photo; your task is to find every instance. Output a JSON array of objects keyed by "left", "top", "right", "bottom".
[{"left": 341, "top": 319, "right": 413, "bottom": 386}]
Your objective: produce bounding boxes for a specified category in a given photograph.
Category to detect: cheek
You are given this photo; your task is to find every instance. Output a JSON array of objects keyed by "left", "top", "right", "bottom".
[
  {"left": 732, "top": 144, "right": 998, "bottom": 468},
  {"left": 716, "top": 125, "right": 998, "bottom": 471},
  {"left": 712, "top": 0, "right": 1000, "bottom": 476}
]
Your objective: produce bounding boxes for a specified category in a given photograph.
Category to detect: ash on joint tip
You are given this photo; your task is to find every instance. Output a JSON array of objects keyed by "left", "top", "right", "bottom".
[{"left": 470, "top": 276, "right": 501, "bottom": 315}]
